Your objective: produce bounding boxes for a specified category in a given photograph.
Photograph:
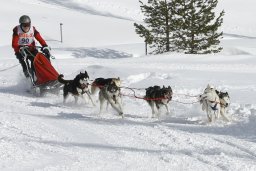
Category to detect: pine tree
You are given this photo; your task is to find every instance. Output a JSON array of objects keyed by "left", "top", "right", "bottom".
[
  {"left": 134, "top": 0, "right": 175, "bottom": 54},
  {"left": 173, "top": 0, "right": 224, "bottom": 54}
]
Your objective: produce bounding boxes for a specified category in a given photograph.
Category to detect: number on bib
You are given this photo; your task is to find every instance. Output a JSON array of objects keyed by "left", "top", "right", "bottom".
[{"left": 21, "top": 38, "right": 29, "bottom": 44}]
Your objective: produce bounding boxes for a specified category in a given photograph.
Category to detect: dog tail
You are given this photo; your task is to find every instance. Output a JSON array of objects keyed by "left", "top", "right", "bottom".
[{"left": 58, "top": 74, "right": 70, "bottom": 84}]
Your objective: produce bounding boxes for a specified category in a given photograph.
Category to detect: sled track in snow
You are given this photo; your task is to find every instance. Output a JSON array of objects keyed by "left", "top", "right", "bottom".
[
  {"left": 39, "top": 0, "right": 133, "bottom": 21},
  {"left": 223, "top": 33, "right": 256, "bottom": 39}
]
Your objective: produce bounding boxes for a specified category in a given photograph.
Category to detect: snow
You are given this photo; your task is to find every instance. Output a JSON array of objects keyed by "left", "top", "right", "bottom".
[{"left": 0, "top": 0, "right": 256, "bottom": 170}]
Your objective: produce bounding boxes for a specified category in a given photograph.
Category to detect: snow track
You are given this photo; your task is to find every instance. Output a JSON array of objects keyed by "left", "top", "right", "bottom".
[{"left": 0, "top": 82, "right": 255, "bottom": 170}]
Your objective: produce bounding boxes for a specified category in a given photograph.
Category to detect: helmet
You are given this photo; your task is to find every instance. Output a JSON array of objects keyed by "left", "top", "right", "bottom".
[{"left": 19, "top": 15, "right": 31, "bottom": 24}]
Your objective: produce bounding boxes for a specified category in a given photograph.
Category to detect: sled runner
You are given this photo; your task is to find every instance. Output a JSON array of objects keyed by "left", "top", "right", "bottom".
[{"left": 20, "top": 46, "right": 63, "bottom": 96}]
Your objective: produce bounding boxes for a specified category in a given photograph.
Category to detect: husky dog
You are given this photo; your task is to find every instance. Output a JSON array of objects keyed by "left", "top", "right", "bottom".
[
  {"left": 58, "top": 71, "right": 94, "bottom": 105},
  {"left": 98, "top": 78, "right": 123, "bottom": 117},
  {"left": 199, "top": 85, "right": 221, "bottom": 122},
  {"left": 216, "top": 90, "right": 230, "bottom": 121},
  {"left": 145, "top": 85, "right": 173, "bottom": 118},
  {"left": 91, "top": 77, "right": 121, "bottom": 95}
]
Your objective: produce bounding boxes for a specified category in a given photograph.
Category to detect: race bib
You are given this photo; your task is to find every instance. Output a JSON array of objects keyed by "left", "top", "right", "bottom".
[{"left": 17, "top": 25, "right": 35, "bottom": 45}]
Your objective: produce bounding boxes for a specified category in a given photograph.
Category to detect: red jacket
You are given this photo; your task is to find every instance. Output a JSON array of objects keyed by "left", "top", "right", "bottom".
[{"left": 12, "top": 25, "right": 47, "bottom": 54}]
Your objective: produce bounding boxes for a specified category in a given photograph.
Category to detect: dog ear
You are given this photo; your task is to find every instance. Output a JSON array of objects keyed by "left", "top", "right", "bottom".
[
  {"left": 84, "top": 71, "right": 89, "bottom": 78},
  {"left": 215, "top": 90, "right": 220, "bottom": 95}
]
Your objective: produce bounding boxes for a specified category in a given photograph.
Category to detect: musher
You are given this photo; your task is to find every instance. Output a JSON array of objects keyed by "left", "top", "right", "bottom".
[{"left": 12, "top": 15, "right": 51, "bottom": 77}]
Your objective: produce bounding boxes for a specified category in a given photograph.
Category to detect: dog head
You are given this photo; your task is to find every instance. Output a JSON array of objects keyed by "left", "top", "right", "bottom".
[
  {"left": 219, "top": 92, "right": 230, "bottom": 107},
  {"left": 106, "top": 80, "right": 120, "bottom": 94},
  {"left": 204, "top": 84, "right": 216, "bottom": 94},
  {"left": 161, "top": 86, "right": 173, "bottom": 101},
  {"left": 111, "top": 77, "right": 121, "bottom": 88},
  {"left": 105, "top": 77, "right": 121, "bottom": 93},
  {"left": 75, "top": 71, "right": 90, "bottom": 90}
]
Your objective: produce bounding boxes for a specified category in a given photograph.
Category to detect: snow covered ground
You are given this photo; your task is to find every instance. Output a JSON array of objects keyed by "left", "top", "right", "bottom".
[{"left": 0, "top": 0, "right": 256, "bottom": 170}]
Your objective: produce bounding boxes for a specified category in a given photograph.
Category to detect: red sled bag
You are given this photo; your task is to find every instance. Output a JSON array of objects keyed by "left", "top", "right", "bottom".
[{"left": 33, "top": 52, "right": 59, "bottom": 85}]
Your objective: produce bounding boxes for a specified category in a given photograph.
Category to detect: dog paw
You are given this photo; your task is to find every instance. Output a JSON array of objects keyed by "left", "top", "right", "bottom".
[{"left": 119, "top": 112, "right": 124, "bottom": 118}]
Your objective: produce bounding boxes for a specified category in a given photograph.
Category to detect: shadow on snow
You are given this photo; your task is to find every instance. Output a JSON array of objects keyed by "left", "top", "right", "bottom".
[{"left": 55, "top": 47, "right": 132, "bottom": 59}]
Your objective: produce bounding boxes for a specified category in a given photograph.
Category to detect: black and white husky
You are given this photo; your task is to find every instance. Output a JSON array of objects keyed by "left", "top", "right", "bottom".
[
  {"left": 200, "top": 85, "right": 230, "bottom": 122},
  {"left": 145, "top": 85, "right": 173, "bottom": 118},
  {"left": 98, "top": 78, "right": 123, "bottom": 117},
  {"left": 58, "top": 71, "right": 94, "bottom": 105},
  {"left": 216, "top": 90, "right": 230, "bottom": 121}
]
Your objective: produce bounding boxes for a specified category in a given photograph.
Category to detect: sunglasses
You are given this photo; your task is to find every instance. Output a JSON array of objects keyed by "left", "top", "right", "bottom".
[{"left": 21, "top": 23, "right": 31, "bottom": 27}]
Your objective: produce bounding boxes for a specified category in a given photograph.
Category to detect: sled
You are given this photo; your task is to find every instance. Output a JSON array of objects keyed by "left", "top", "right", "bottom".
[{"left": 22, "top": 46, "right": 63, "bottom": 96}]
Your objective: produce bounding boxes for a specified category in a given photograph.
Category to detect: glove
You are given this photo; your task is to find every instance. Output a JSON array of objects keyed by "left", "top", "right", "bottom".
[{"left": 42, "top": 46, "right": 51, "bottom": 58}]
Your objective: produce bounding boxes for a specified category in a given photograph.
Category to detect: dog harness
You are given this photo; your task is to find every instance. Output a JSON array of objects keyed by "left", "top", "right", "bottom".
[
  {"left": 210, "top": 102, "right": 218, "bottom": 111},
  {"left": 208, "top": 97, "right": 219, "bottom": 111}
]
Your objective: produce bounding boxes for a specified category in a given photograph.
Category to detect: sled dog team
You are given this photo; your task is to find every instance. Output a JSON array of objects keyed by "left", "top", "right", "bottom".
[
  {"left": 58, "top": 71, "right": 231, "bottom": 122},
  {"left": 12, "top": 15, "right": 230, "bottom": 122}
]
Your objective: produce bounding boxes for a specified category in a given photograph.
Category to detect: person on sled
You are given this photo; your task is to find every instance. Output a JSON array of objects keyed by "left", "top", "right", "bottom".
[{"left": 12, "top": 15, "right": 51, "bottom": 78}]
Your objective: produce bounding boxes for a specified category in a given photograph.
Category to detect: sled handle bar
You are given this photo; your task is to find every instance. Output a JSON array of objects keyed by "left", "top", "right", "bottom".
[
  {"left": 19, "top": 46, "right": 55, "bottom": 59},
  {"left": 19, "top": 46, "right": 30, "bottom": 59}
]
